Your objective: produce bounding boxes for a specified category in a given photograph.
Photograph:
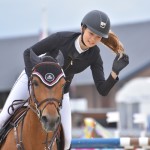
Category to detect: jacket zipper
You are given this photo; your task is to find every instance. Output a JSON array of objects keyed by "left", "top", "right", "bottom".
[{"left": 64, "top": 59, "right": 73, "bottom": 71}]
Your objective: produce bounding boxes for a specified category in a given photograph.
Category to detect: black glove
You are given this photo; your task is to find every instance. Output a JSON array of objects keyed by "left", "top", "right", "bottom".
[{"left": 112, "top": 53, "right": 129, "bottom": 75}]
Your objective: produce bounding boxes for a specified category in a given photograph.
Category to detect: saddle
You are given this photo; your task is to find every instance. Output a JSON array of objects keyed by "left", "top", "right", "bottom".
[{"left": 0, "top": 106, "right": 29, "bottom": 145}]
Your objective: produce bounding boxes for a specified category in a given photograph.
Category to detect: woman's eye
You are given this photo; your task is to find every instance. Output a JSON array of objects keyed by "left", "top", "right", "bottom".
[{"left": 89, "top": 32, "right": 93, "bottom": 35}]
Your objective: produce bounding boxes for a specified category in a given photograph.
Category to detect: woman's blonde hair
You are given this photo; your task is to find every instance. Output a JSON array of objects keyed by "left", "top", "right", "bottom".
[{"left": 101, "top": 30, "right": 124, "bottom": 54}]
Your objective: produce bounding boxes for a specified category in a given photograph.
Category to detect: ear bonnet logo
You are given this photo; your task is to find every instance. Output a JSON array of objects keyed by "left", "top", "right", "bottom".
[{"left": 45, "top": 73, "right": 55, "bottom": 82}]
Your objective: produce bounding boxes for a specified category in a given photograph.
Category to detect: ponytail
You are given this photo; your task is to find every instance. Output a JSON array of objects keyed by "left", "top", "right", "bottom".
[{"left": 101, "top": 30, "right": 124, "bottom": 54}]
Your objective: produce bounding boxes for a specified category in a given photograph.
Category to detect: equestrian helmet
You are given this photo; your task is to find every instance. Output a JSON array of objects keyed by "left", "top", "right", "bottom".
[{"left": 81, "top": 10, "right": 110, "bottom": 38}]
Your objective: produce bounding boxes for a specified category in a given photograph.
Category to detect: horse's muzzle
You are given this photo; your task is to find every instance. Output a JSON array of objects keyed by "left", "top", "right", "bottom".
[{"left": 40, "top": 115, "right": 60, "bottom": 132}]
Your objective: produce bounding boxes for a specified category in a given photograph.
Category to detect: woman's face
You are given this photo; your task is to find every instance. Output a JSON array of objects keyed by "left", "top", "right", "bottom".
[{"left": 83, "top": 28, "right": 102, "bottom": 48}]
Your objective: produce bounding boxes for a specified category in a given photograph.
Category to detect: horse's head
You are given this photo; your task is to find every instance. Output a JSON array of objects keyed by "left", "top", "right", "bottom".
[{"left": 29, "top": 61, "right": 66, "bottom": 132}]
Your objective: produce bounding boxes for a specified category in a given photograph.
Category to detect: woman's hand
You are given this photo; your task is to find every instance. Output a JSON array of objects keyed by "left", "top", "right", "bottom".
[{"left": 112, "top": 53, "right": 129, "bottom": 75}]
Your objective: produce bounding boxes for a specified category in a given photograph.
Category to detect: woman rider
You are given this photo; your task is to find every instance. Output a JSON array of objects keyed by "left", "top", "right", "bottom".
[{"left": 0, "top": 10, "right": 129, "bottom": 149}]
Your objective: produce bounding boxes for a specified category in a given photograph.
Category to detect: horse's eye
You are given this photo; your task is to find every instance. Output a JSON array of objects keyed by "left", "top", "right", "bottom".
[
  {"left": 32, "top": 80, "right": 39, "bottom": 87},
  {"left": 62, "top": 84, "right": 65, "bottom": 89},
  {"left": 62, "top": 84, "right": 65, "bottom": 92}
]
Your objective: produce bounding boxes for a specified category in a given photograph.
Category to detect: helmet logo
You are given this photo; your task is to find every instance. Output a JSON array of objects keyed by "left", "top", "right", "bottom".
[{"left": 100, "top": 22, "right": 106, "bottom": 28}]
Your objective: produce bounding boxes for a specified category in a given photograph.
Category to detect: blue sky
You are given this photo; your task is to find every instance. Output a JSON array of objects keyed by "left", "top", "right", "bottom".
[{"left": 0, "top": 0, "right": 150, "bottom": 38}]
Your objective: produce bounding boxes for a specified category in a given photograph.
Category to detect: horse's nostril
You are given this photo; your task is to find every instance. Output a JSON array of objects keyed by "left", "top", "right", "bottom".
[
  {"left": 41, "top": 115, "right": 60, "bottom": 132},
  {"left": 41, "top": 115, "right": 59, "bottom": 124},
  {"left": 41, "top": 115, "right": 60, "bottom": 124},
  {"left": 41, "top": 116, "right": 48, "bottom": 123}
]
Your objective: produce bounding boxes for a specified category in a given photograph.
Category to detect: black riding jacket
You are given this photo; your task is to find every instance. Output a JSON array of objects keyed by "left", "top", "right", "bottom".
[{"left": 24, "top": 31, "right": 118, "bottom": 95}]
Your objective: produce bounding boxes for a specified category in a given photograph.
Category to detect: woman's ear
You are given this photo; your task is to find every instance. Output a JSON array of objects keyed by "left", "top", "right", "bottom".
[
  {"left": 81, "top": 24, "right": 87, "bottom": 32},
  {"left": 80, "top": 26, "right": 83, "bottom": 32}
]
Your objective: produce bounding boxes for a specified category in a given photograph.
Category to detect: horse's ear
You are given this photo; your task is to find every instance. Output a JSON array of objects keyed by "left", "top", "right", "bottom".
[{"left": 30, "top": 49, "right": 42, "bottom": 67}]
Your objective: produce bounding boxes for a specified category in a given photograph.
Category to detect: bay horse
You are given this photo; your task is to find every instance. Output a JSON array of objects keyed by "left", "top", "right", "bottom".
[{"left": 1, "top": 61, "right": 66, "bottom": 150}]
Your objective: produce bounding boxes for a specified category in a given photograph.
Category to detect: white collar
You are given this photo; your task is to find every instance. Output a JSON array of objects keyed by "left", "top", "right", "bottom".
[{"left": 75, "top": 36, "right": 86, "bottom": 54}]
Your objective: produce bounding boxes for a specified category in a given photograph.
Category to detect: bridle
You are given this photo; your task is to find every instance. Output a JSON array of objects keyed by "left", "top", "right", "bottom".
[
  {"left": 27, "top": 74, "right": 63, "bottom": 150},
  {"left": 7, "top": 62, "right": 64, "bottom": 150},
  {"left": 27, "top": 61, "right": 64, "bottom": 150}
]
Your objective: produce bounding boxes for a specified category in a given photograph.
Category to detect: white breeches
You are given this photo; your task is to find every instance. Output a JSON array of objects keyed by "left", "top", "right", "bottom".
[{"left": 0, "top": 70, "right": 72, "bottom": 150}]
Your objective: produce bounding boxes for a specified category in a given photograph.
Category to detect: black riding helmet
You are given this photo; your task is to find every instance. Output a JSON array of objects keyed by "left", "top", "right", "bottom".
[{"left": 81, "top": 10, "right": 111, "bottom": 40}]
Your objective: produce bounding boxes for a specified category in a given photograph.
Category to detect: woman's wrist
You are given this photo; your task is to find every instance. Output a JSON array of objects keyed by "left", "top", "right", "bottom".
[{"left": 111, "top": 71, "right": 118, "bottom": 79}]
